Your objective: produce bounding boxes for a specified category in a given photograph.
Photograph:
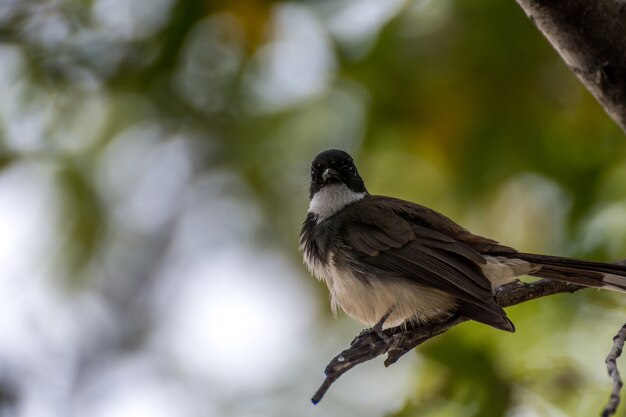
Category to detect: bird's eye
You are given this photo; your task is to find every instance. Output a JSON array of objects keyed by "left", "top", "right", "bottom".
[{"left": 341, "top": 164, "right": 354, "bottom": 174}]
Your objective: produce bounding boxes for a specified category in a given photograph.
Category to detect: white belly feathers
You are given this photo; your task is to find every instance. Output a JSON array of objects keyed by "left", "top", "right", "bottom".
[{"left": 303, "top": 248, "right": 455, "bottom": 328}]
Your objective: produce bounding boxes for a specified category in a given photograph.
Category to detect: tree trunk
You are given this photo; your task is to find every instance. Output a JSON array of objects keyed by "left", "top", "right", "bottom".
[{"left": 516, "top": 0, "right": 626, "bottom": 131}]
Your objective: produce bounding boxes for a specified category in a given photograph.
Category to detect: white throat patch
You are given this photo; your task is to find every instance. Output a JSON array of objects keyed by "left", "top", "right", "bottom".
[{"left": 308, "top": 184, "right": 365, "bottom": 221}]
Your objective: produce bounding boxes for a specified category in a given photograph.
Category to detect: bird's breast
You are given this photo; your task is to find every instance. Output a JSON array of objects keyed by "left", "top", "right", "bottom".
[
  {"left": 302, "top": 247, "right": 335, "bottom": 284},
  {"left": 300, "top": 214, "right": 455, "bottom": 328},
  {"left": 300, "top": 215, "right": 337, "bottom": 282},
  {"left": 304, "top": 249, "right": 455, "bottom": 328}
]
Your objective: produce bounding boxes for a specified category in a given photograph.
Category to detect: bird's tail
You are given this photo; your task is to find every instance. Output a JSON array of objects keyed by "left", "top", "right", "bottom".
[{"left": 512, "top": 253, "right": 626, "bottom": 291}]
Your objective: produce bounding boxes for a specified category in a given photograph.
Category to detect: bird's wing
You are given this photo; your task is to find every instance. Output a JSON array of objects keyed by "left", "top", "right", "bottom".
[
  {"left": 337, "top": 196, "right": 510, "bottom": 322},
  {"left": 369, "top": 195, "right": 517, "bottom": 254}
]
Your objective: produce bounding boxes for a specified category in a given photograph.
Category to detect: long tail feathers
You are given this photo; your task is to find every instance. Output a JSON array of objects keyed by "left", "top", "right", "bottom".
[{"left": 512, "top": 253, "right": 626, "bottom": 292}]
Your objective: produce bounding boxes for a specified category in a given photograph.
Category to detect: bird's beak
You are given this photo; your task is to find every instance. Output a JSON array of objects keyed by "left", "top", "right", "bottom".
[{"left": 322, "top": 168, "right": 340, "bottom": 183}]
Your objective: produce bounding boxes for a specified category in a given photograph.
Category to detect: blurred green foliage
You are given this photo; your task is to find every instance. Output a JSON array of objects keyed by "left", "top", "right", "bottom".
[{"left": 1, "top": 0, "right": 625, "bottom": 416}]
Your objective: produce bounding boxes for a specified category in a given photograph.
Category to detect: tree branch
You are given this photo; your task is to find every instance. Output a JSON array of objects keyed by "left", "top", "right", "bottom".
[
  {"left": 602, "top": 322, "right": 626, "bottom": 417},
  {"left": 515, "top": 0, "right": 626, "bottom": 132},
  {"left": 312, "top": 279, "right": 583, "bottom": 404}
]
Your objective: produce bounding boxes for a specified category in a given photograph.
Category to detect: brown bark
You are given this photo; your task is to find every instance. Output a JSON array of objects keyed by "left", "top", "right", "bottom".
[
  {"left": 312, "top": 279, "right": 626, "bottom": 417},
  {"left": 516, "top": 0, "right": 626, "bottom": 131},
  {"left": 312, "top": 279, "right": 583, "bottom": 404},
  {"left": 603, "top": 323, "right": 626, "bottom": 417}
]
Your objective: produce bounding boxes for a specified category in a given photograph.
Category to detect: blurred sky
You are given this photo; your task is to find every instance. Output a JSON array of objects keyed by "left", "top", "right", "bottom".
[{"left": 0, "top": 1, "right": 625, "bottom": 417}]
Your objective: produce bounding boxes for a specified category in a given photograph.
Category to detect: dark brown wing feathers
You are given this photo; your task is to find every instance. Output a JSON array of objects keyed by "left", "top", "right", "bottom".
[{"left": 337, "top": 195, "right": 514, "bottom": 331}]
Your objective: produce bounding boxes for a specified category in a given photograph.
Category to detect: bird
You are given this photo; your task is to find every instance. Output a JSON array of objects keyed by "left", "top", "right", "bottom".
[{"left": 299, "top": 149, "right": 626, "bottom": 337}]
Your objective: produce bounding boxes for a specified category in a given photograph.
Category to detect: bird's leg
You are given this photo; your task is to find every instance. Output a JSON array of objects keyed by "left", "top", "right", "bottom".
[{"left": 371, "top": 307, "right": 395, "bottom": 345}]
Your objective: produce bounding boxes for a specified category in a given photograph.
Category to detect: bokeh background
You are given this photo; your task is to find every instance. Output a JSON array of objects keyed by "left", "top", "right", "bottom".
[{"left": 1, "top": 0, "right": 626, "bottom": 416}]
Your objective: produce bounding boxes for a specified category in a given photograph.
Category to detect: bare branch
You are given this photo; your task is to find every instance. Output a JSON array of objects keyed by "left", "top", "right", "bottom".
[
  {"left": 602, "top": 323, "right": 626, "bottom": 417},
  {"left": 312, "top": 279, "right": 582, "bottom": 404}
]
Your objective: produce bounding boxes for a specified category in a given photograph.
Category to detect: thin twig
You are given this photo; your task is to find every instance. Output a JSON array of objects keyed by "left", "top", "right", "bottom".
[
  {"left": 602, "top": 323, "right": 626, "bottom": 417},
  {"left": 312, "top": 279, "right": 582, "bottom": 404}
]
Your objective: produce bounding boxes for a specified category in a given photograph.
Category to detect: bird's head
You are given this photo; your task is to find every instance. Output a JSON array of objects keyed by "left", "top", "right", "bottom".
[
  {"left": 309, "top": 149, "right": 367, "bottom": 199},
  {"left": 307, "top": 149, "right": 368, "bottom": 220}
]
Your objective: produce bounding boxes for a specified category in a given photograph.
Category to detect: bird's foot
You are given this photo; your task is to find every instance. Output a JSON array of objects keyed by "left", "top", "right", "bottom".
[
  {"left": 371, "top": 321, "right": 393, "bottom": 345},
  {"left": 357, "top": 308, "right": 395, "bottom": 344},
  {"left": 356, "top": 326, "right": 392, "bottom": 344}
]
